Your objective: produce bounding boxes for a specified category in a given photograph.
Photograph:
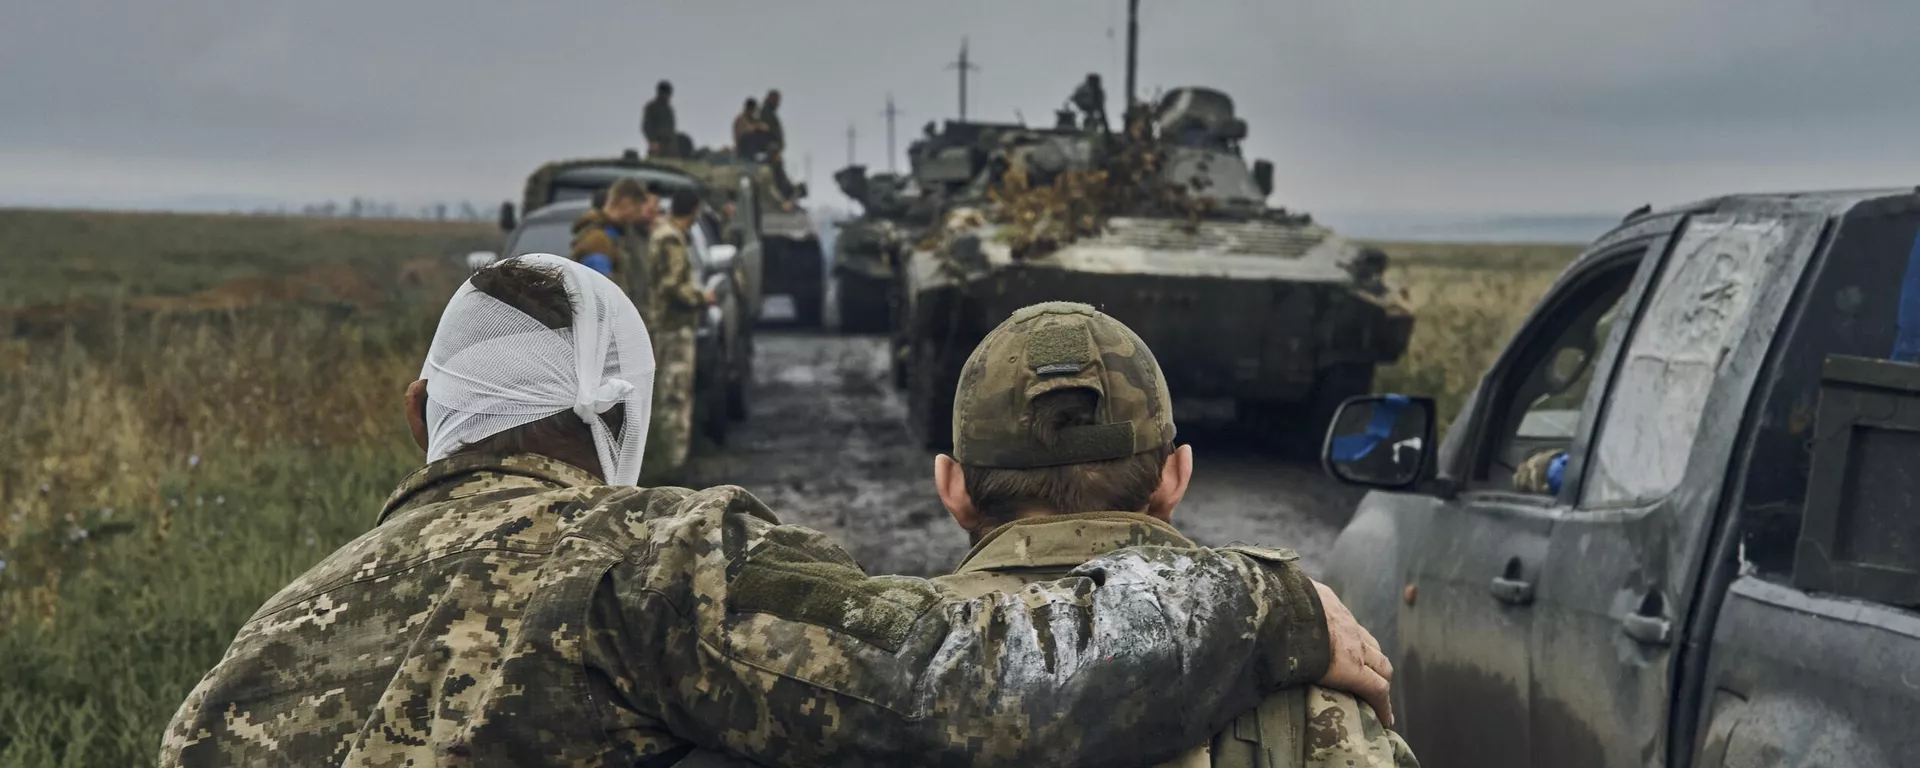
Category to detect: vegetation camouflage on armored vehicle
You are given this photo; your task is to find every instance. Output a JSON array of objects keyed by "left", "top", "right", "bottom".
[{"left": 897, "top": 87, "right": 1414, "bottom": 449}]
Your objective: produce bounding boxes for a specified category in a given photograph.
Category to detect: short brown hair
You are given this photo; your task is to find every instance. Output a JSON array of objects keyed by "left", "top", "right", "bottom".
[
  {"left": 446, "top": 259, "right": 623, "bottom": 472},
  {"left": 607, "top": 177, "right": 649, "bottom": 204},
  {"left": 962, "top": 388, "right": 1171, "bottom": 523}
]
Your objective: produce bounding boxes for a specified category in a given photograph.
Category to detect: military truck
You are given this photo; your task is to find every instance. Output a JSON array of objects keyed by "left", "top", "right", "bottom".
[
  {"left": 1320, "top": 188, "right": 1920, "bottom": 767},
  {"left": 896, "top": 87, "right": 1414, "bottom": 451},
  {"left": 652, "top": 153, "right": 827, "bottom": 329},
  {"left": 502, "top": 154, "right": 755, "bottom": 422},
  {"left": 511, "top": 150, "right": 825, "bottom": 329}
]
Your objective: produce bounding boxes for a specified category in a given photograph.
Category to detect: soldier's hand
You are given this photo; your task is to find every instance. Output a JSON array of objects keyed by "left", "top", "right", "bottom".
[
  {"left": 1314, "top": 580, "right": 1395, "bottom": 727},
  {"left": 703, "top": 287, "right": 717, "bottom": 305}
]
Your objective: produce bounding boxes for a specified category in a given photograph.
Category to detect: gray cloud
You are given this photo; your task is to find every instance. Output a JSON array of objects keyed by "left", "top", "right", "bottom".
[{"left": 6, "top": 0, "right": 1920, "bottom": 217}]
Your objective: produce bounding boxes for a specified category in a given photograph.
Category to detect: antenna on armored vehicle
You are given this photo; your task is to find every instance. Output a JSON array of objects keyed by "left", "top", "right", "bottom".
[
  {"left": 846, "top": 122, "right": 857, "bottom": 166},
  {"left": 947, "top": 37, "right": 981, "bottom": 120},
  {"left": 880, "top": 95, "right": 905, "bottom": 172}
]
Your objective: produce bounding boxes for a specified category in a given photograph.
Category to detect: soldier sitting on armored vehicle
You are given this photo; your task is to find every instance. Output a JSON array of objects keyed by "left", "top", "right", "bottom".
[
  {"left": 732, "top": 97, "right": 761, "bottom": 150},
  {"left": 929, "top": 302, "right": 1415, "bottom": 768}
]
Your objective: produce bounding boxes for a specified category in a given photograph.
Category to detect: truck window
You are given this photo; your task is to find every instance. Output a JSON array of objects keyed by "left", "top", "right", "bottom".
[
  {"left": 1583, "top": 217, "right": 1789, "bottom": 508},
  {"left": 1738, "top": 213, "right": 1914, "bottom": 575},
  {"left": 1474, "top": 257, "right": 1640, "bottom": 493}
]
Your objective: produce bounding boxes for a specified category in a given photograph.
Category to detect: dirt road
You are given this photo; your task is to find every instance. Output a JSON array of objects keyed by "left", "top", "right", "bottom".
[{"left": 683, "top": 332, "right": 1368, "bottom": 578}]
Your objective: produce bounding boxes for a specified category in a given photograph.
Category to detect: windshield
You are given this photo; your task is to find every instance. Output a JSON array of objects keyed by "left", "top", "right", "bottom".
[
  {"left": 547, "top": 167, "right": 696, "bottom": 206},
  {"left": 505, "top": 220, "right": 576, "bottom": 258}
]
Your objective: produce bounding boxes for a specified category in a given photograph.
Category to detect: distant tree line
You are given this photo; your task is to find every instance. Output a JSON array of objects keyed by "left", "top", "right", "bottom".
[{"left": 241, "top": 198, "right": 495, "bottom": 222}]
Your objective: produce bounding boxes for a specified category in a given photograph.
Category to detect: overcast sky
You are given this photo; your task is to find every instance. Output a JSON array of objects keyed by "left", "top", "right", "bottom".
[{"left": 6, "top": 0, "right": 1920, "bottom": 219}]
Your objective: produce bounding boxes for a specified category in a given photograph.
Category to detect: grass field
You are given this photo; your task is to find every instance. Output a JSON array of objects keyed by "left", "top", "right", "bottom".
[{"left": 0, "top": 209, "right": 1577, "bottom": 766}]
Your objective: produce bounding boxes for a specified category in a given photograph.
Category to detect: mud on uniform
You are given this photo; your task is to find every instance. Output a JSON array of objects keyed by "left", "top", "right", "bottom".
[
  {"left": 943, "top": 301, "right": 1420, "bottom": 768},
  {"left": 643, "top": 218, "right": 707, "bottom": 480},
  {"left": 936, "top": 514, "right": 1419, "bottom": 768},
  {"left": 159, "top": 452, "right": 1338, "bottom": 767}
]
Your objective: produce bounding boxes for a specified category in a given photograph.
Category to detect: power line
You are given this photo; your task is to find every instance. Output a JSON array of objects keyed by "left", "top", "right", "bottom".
[
  {"left": 879, "top": 95, "right": 906, "bottom": 173},
  {"left": 946, "top": 37, "right": 981, "bottom": 120}
]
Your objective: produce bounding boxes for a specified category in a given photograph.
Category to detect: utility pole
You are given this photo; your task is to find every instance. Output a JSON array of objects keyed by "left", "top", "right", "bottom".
[
  {"left": 846, "top": 122, "right": 856, "bottom": 166},
  {"left": 947, "top": 37, "right": 980, "bottom": 120},
  {"left": 1125, "top": 0, "right": 1139, "bottom": 114},
  {"left": 879, "top": 94, "right": 904, "bottom": 172}
]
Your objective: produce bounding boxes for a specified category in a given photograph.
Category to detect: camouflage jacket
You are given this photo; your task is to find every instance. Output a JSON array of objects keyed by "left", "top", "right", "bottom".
[
  {"left": 160, "top": 454, "right": 1333, "bottom": 767},
  {"left": 935, "top": 512, "right": 1419, "bottom": 768},
  {"left": 570, "top": 208, "right": 638, "bottom": 280},
  {"left": 646, "top": 219, "right": 706, "bottom": 332}
]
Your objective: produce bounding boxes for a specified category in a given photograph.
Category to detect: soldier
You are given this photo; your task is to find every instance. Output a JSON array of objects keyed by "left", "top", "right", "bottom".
[
  {"left": 569, "top": 177, "right": 649, "bottom": 282},
  {"left": 732, "top": 96, "right": 760, "bottom": 151},
  {"left": 1071, "top": 72, "right": 1109, "bottom": 132},
  {"left": 159, "top": 256, "right": 1392, "bottom": 767},
  {"left": 642, "top": 188, "right": 713, "bottom": 480},
  {"left": 642, "top": 79, "right": 677, "bottom": 157},
  {"left": 931, "top": 302, "right": 1417, "bottom": 768},
  {"left": 757, "top": 88, "right": 784, "bottom": 149}
]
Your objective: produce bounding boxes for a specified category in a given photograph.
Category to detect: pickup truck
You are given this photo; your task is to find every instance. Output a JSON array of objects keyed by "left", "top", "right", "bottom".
[{"left": 1320, "top": 188, "right": 1920, "bottom": 767}]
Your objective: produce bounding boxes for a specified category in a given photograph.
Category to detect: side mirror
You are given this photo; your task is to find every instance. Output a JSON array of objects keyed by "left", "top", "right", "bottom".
[
  {"left": 1253, "top": 160, "right": 1275, "bottom": 198},
  {"left": 795, "top": 182, "right": 810, "bottom": 200},
  {"left": 1322, "top": 394, "right": 1436, "bottom": 490},
  {"left": 707, "top": 243, "right": 739, "bottom": 271},
  {"left": 497, "top": 201, "right": 517, "bottom": 232},
  {"left": 465, "top": 251, "right": 498, "bottom": 273}
]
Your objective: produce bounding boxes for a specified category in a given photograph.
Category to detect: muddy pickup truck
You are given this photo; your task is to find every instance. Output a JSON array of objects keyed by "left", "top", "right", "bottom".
[{"left": 1319, "top": 189, "right": 1920, "bottom": 767}]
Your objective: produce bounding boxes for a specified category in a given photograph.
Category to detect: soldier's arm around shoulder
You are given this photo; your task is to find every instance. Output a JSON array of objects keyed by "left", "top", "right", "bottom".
[{"left": 589, "top": 487, "right": 1333, "bottom": 767}]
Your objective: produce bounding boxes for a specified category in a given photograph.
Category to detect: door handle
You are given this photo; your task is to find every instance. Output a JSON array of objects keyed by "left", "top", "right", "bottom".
[
  {"left": 1621, "top": 613, "right": 1672, "bottom": 645},
  {"left": 1489, "top": 577, "right": 1535, "bottom": 606}
]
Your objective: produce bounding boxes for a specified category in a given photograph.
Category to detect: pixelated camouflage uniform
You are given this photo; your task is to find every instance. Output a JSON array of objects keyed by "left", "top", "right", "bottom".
[
  {"left": 642, "top": 217, "right": 706, "bottom": 482},
  {"left": 941, "top": 301, "right": 1418, "bottom": 768},
  {"left": 936, "top": 514, "right": 1419, "bottom": 768},
  {"left": 159, "top": 452, "right": 1335, "bottom": 767}
]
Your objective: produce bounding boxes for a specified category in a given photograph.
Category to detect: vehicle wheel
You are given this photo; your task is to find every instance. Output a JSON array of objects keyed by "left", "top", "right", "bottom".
[
  {"left": 700, "top": 375, "right": 730, "bottom": 447},
  {"left": 837, "top": 276, "right": 892, "bottom": 334},
  {"left": 890, "top": 337, "right": 911, "bottom": 391},
  {"left": 793, "top": 285, "right": 827, "bottom": 329},
  {"left": 907, "top": 337, "right": 963, "bottom": 450},
  {"left": 727, "top": 336, "right": 752, "bottom": 421}
]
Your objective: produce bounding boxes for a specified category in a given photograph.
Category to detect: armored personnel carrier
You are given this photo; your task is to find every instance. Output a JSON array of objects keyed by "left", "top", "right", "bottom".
[
  {"left": 897, "top": 87, "right": 1415, "bottom": 451},
  {"left": 835, "top": 119, "right": 1088, "bottom": 335}
]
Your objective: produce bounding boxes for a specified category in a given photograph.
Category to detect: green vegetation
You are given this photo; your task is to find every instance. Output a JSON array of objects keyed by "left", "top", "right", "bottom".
[
  {"left": 1364, "top": 240, "right": 1583, "bottom": 429},
  {"left": 0, "top": 210, "right": 474, "bottom": 766}
]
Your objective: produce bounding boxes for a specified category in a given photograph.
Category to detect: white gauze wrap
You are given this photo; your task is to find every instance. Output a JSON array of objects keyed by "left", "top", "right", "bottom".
[{"left": 419, "top": 253, "right": 653, "bottom": 485}]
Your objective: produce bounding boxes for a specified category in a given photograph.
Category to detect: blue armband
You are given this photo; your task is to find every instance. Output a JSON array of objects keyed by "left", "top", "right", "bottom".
[
  {"left": 1547, "top": 452, "right": 1568, "bottom": 495},
  {"left": 581, "top": 253, "right": 613, "bottom": 275}
]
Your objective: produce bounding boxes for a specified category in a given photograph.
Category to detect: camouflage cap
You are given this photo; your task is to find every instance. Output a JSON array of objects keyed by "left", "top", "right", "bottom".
[{"left": 953, "top": 302, "right": 1176, "bottom": 468}]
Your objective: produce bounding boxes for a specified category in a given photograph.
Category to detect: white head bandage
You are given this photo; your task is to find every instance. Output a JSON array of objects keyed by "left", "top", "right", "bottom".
[{"left": 418, "top": 253, "right": 654, "bottom": 486}]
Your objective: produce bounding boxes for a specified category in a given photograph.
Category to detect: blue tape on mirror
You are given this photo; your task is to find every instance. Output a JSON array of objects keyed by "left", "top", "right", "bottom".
[{"left": 1329, "top": 394, "right": 1409, "bottom": 463}]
